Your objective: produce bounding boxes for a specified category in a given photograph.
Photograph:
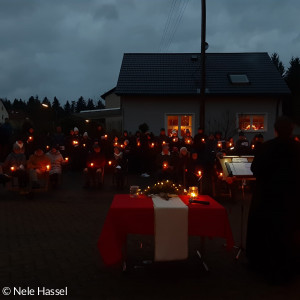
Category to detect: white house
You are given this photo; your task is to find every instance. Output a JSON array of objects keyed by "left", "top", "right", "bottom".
[
  {"left": 0, "top": 99, "right": 9, "bottom": 124},
  {"left": 115, "top": 52, "right": 291, "bottom": 141}
]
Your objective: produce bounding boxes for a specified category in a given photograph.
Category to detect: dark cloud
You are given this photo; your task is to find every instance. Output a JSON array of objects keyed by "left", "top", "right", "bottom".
[{"left": 0, "top": 0, "right": 299, "bottom": 103}]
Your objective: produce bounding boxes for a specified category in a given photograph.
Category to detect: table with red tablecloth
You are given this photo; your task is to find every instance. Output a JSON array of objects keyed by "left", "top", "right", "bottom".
[{"left": 98, "top": 194, "right": 234, "bottom": 266}]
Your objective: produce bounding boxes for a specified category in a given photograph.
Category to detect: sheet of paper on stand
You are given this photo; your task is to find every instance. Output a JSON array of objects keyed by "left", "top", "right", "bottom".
[
  {"left": 152, "top": 195, "right": 188, "bottom": 261},
  {"left": 226, "top": 162, "right": 253, "bottom": 176},
  {"left": 231, "top": 157, "right": 249, "bottom": 163}
]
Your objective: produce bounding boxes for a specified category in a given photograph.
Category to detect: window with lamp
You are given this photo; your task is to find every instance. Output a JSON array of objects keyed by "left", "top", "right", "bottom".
[
  {"left": 166, "top": 115, "right": 193, "bottom": 137},
  {"left": 238, "top": 114, "right": 266, "bottom": 132}
]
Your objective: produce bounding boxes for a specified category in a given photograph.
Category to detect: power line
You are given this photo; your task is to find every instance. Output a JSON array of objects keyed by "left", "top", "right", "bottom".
[
  {"left": 159, "top": 0, "right": 178, "bottom": 52},
  {"left": 159, "top": 0, "right": 190, "bottom": 52},
  {"left": 165, "top": 0, "right": 190, "bottom": 51}
]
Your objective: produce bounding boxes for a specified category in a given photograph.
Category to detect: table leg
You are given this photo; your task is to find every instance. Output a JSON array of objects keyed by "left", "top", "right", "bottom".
[{"left": 197, "top": 237, "right": 209, "bottom": 271}]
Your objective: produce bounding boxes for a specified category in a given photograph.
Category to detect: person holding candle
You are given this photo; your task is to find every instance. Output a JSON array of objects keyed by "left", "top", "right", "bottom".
[
  {"left": 27, "top": 146, "right": 51, "bottom": 189},
  {"left": 176, "top": 147, "right": 191, "bottom": 186},
  {"left": 183, "top": 129, "right": 194, "bottom": 151},
  {"left": 83, "top": 144, "right": 106, "bottom": 188},
  {"left": 23, "top": 127, "right": 38, "bottom": 159},
  {"left": 155, "top": 144, "right": 176, "bottom": 181},
  {"left": 1, "top": 141, "right": 29, "bottom": 191},
  {"left": 111, "top": 146, "right": 127, "bottom": 189},
  {"left": 46, "top": 144, "right": 65, "bottom": 188},
  {"left": 169, "top": 129, "right": 182, "bottom": 150},
  {"left": 156, "top": 128, "right": 170, "bottom": 152}
]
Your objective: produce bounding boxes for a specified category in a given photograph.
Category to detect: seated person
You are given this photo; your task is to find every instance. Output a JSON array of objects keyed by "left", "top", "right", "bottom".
[
  {"left": 83, "top": 144, "right": 106, "bottom": 188},
  {"left": 1, "top": 141, "right": 28, "bottom": 190},
  {"left": 156, "top": 144, "right": 176, "bottom": 181},
  {"left": 46, "top": 145, "right": 65, "bottom": 188},
  {"left": 27, "top": 146, "right": 51, "bottom": 188},
  {"left": 112, "top": 146, "right": 127, "bottom": 189}
]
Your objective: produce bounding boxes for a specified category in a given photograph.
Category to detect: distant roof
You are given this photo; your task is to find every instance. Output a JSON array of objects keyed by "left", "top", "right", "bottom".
[
  {"left": 74, "top": 108, "right": 121, "bottom": 120},
  {"left": 116, "top": 52, "right": 290, "bottom": 96},
  {"left": 101, "top": 87, "right": 116, "bottom": 100}
]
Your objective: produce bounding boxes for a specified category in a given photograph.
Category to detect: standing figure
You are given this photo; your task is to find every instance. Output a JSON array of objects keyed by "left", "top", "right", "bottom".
[{"left": 247, "top": 116, "right": 300, "bottom": 282}]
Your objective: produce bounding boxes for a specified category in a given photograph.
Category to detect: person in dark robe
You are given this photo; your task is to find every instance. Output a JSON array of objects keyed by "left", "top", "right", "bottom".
[{"left": 246, "top": 116, "right": 300, "bottom": 283}]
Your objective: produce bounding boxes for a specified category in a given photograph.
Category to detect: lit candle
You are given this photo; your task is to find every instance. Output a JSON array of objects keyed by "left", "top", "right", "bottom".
[
  {"left": 137, "top": 141, "right": 141, "bottom": 147},
  {"left": 218, "top": 142, "right": 222, "bottom": 148},
  {"left": 188, "top": 186, "right": 198, "bottom": 199},
  {"left": 10, "top": 166, "right": 15, "bottom": 172},
  {"left": 46, "top": 145, "right": 50, "bottom": 150},
  {"left": 201, "top": 138, "right": 205, "bottom": 142},
  {"left": 162, "top": 141, "right": 166, "bottom": 145},
  {"left": 120, "top": 144, "right": 124, "bottom": 148},
  {"left": 163, "top": 162, "right": 168, "bottom": 169},
  {"left": 229, "top": 142, "right": 232, "bottom": 147},
  {"left": 197, "top": 170, "right": 202, "bottom": 176},
  {"left": 108, "top": 161, "right": 112, "bottom": 166},
  {"left": 46, "top": 165, "right": 50, "bottom": 171},
  {"left": 173, "top": 138, "right": 176, "bottom": 142},
  {"left": 219, "top": 172, "right": 223, "bottom": 177},
  {"left": 114, "top": 142, "right": 118, "bottom": 146},
  {"left": 151, "top": 142, "right": 155, "bottom": 148},
  {"left": 251, "top": 144, "right": 255, "bottom": 149},
  {"left": 104, "top": 134, "right": 108, "bottom": 140},
  {"left": 65, "top": 157, "right": 69, "bottom": 162},
  {"left": 73, "top": 140, "right": 78, "bottom": 146},
  {"left": 90, "top": 163, "right": 94, "bottom": 167},
  {"left": 83, "top": 144, "right": 86, "bottom": 147}
]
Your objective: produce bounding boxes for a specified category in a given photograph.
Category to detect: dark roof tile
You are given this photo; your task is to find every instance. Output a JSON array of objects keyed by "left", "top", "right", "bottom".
[{"left": 115, "top": 52, "right": 290, "bottom": 96}]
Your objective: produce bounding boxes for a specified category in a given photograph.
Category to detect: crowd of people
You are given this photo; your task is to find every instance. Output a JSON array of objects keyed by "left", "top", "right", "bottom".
[{"left": 0, "top": 120, "right": 264, "bottom": 192}]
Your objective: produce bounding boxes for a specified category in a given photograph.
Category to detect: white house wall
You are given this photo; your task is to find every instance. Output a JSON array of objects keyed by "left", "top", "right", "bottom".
[
  {"left": 122, "top": 96, "right": 200, "bottom": 136},
  {"left": 205, "top": 96, "right": 280, "bottom": 141},
  {"left": 122, "top": 95, "right": 280, "bottom": 140},
  {"left": 0, "top": 100, "right": 9, "bottom": 124},
  {"left": 105, "top": 93, "right": 120, "bottom": 109}
]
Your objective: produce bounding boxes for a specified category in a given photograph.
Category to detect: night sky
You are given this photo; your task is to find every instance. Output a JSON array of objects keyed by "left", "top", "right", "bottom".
[{"left": 1, "top": 0, "right": 299, "bottom": 103}]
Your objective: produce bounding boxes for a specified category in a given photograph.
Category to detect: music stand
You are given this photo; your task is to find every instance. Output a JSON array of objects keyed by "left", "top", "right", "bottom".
[{"left": 217, "top": 156, "right": 255, "bottom": 259}]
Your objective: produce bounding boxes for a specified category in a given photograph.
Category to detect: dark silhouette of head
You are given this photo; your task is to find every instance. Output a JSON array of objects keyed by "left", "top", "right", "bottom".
[{"left": 274, "top": 116, "right": 294, "bottom": 138}]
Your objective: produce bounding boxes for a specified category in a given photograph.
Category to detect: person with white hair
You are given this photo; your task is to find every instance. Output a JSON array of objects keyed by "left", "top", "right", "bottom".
[{"left": 169, "top": 129, "right": 182, "bottom": 150}]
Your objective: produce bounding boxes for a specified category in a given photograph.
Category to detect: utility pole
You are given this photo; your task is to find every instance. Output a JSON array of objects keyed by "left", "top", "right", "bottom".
[{"left": 200, "top": 0, "right": 206, "bottom": 130}]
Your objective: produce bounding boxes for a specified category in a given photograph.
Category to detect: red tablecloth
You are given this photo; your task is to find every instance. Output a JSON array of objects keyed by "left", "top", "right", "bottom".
[{"left": 98, "top": 194, "right": 234, "bottom": 266}]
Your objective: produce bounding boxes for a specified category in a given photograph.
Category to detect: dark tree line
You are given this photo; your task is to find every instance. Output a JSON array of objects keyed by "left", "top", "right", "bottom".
[
  {"left": 271, "top": 53, "right": 300, "bottom": 124},
  {"left": 0, "top": 96, "right": 105, "bottom": 134},
  {"left": 1, "top": 95, "right": 105, "bottom": 116}
]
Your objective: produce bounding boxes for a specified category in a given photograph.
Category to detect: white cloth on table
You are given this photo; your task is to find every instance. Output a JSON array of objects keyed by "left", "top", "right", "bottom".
[{"left": 152, "top": 195, "right": 188, "bottom": 261}]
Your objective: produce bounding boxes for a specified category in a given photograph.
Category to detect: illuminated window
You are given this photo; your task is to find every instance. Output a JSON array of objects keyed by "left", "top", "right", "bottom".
[
  {"left": 167, "top": 115, "right": 193, "bottom": 137},
  {"left": 238, "top": 114, "right": 266, "bottom": 132}
]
